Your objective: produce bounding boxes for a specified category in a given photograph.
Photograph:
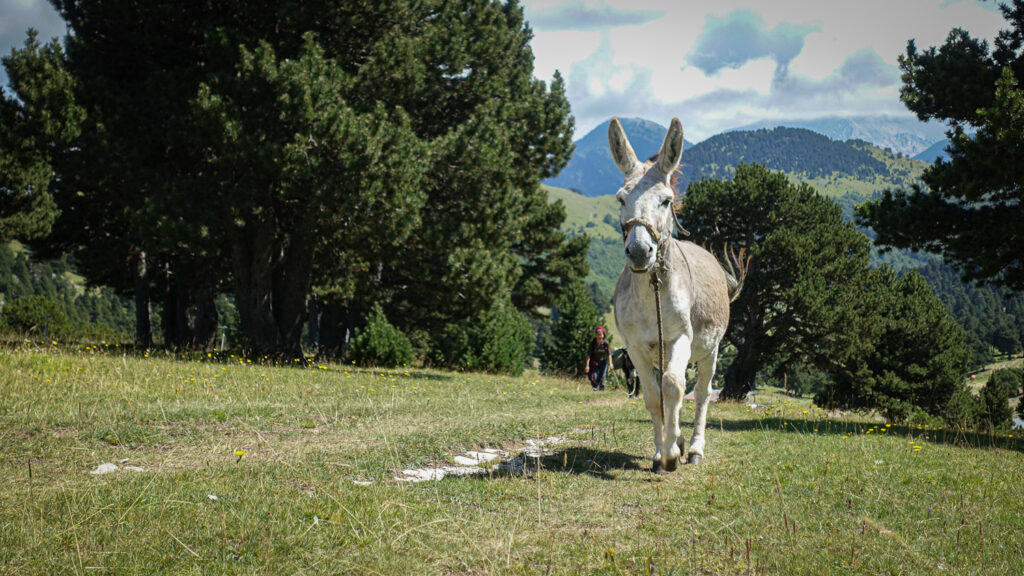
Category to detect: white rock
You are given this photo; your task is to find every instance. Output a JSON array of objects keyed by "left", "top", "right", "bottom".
[
  {"left": 352, "top": 480, "right": 373, "bottom": 486},
  {"left": 396, "top": 468, "right": 446, "bottom": 482},
  {"left": 207, "top": 494, "right": 218, "bottom": 501},
  {"left": 465, "top": 451, "right": 499, "bottom": 463},
  {"left": 441, "top": 466, "right": 486, "bottom": 477},
  {"left": 123, "top": 465, "right": 146, "bottom": 472},
  {"left": 90, "top": 463, "right": 118, "bottom": 475}
]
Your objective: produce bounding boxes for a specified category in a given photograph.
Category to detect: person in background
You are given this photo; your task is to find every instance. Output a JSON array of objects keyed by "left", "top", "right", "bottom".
[{"left": 584, "top": 326, "right": 611, "bottom": 391}]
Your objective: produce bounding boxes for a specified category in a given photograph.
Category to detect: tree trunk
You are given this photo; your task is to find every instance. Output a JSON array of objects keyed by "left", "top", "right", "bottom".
[
  {"left": 721, "top": 311, "right": 764, "bottom": 399},
  {"left": 316, "top": 299, "right": 358, "bottom": 360},
  {"left": 722, "top": 344, "right": 760, "bottom": 399},
  {"left": 230, "top": 216, "right": 314, "bottom": 358},
  {"left": 162, "top": 261, "right": 189, "bottom": 348},
  {"left": 231, "top": 217, "right": 283, "bottom": 354},
  {"left": 273, "top": 234, "right": 315, "bottom": 359},
  {"left": 190, "top": 286, "right": 218, "bottom": 350},
  {"left": 307, "top": 293, "right": 320, "bottom": 350},
  {"left": 133, "top": 250, "right": 153, "bottom": 348}
]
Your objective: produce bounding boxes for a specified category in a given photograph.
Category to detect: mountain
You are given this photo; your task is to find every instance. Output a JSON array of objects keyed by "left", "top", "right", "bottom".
[
  {"left": 729, "top": 115, "right": 948, "bottom": 157},
  {"left": 912, "top": 139, "right": 951, "bottom": 163},
  {"left": 677, "top": 127, "right": 928, "bottom": 199},
  {"left": 544, "top": 118, "right": 693, "bottom": 197},
  {"left": 546, "top": 118, "right": 929, "bottom": 200}
]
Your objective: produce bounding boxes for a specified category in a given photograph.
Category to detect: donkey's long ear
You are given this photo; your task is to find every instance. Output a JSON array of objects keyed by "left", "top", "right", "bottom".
[
  {"left": 657, "top": 118, "right": 684, "bottom": 177},
  {"left": 608, "top": 117, "right": 639, "bottom": 174}
]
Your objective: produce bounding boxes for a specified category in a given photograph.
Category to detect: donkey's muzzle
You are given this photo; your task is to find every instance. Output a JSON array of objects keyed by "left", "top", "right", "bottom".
[{"left": 626, "top": 239, "right": 657, "bottom": 273}]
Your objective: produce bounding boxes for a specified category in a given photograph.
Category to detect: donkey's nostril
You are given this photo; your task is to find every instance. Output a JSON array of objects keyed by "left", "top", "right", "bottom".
[{"left": 648, "top": 245, "right": 654, "bottom": 254}]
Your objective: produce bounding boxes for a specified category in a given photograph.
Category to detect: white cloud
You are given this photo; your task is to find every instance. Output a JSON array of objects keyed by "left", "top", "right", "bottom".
[{"left": 523, "top": 0, "right": 1010, "bottom": 141}]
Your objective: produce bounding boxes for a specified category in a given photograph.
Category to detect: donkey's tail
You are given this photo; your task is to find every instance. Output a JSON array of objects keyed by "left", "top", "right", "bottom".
[{"left": 720, "top": 244, "right": 750, "bottom": 303}]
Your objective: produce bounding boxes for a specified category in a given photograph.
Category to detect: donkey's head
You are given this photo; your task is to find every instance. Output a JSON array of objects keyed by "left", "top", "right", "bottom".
[{"left": 609, "top": 117, "right": 684, "bottom": 273}]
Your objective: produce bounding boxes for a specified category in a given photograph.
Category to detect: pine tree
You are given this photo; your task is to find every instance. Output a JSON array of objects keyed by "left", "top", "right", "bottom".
[
  {"left": 684, "top": 164, "right": 971, "bottom": 420},
  {"left": 0, "top": 31, "right": 81, "bottom": 242},
  {"left": 821, "top": 268, "right": 971, "bottom": 421},
  {"left": 858, "top": 0, "right": 1024, "bottom": 290},
  {"left": 9, "top": 0, "right": 578, "bottom": 356},
  {"left": 683, "top": 164, "right": 873, "bottom": 398}
]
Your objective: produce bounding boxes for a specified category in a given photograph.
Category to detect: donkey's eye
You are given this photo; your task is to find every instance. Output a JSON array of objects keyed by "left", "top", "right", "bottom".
[
  {"left": 618, "top": 197, "right": 625, "bottom": 206},
  {"left": 661, "top": 199, "right": 672, "bottom": 208}
]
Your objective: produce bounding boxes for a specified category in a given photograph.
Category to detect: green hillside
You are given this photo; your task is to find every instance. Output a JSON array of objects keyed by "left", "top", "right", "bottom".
[{"left": 545, "top": 185, "right": 623, "bottom": 303}]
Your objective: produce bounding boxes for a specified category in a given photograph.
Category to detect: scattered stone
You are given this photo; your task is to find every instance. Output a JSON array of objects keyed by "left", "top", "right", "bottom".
[
  {"left": 522, "top": 437, "right": 563, "bottom": 457},
  {"left": 123, "top": 465, "right": 146, "bottom": 472},
  {"left": 207, "top": 494, "right": 218, "bottom": 501},
  {"left": 352, "top": 480, "right": 374, "bottom": 486},
  {"left": 392, "top": 435, "right": 573, "bottom": 483},
  {"left": 394, "top": 465, "right": 486, "bottom": 482},
  {"left": 90, "top": 463, "right": 118, "bottom": 475},
  {"left": 454, "top": 450, "right": 500, "bottom": 466}
]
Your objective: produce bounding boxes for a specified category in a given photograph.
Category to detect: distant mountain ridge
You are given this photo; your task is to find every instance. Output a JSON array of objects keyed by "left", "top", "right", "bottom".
[
  {"left": 544, "top": 118, "right": 929, "bottom": 200},
  {"left": 912, "top": 139, "right": 952, "bottom": 163},
  {"left": 729, "top": 115, "right": 948, "bottom": 158},
  {"left": 677, "top": 127, "right": 927, "bottom": 198}
]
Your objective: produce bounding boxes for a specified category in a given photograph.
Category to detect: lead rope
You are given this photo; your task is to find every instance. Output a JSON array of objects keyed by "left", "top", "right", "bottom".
[{"left": 651, "top": 263, "right": 666, "bottom": 431}]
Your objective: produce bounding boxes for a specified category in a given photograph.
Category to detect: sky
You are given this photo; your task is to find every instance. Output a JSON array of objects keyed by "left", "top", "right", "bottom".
[
  {"left": 520, "top": 0, "right": 1008, "bottom": 140},
  {"left": 0, "top": 0, "right": 1010, "bottom": 142}
]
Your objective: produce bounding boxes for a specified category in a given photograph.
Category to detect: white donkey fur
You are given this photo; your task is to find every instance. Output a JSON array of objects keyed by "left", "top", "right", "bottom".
[{"left": 611, "top": 117, "right": 741, "bottom": 473}]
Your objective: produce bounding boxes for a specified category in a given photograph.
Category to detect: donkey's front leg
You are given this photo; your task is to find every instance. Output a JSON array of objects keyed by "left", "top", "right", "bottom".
[
  {"left": 631, "top": 354, "right": 666, "bottom": 470},
  {"left": 654, "top": 338, "right": 692, "bottom": 473}
]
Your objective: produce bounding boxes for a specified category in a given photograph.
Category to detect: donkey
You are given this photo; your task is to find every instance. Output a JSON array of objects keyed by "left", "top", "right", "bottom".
[{"left": 610, "top": 117, "right": 745, "bottom": 473}]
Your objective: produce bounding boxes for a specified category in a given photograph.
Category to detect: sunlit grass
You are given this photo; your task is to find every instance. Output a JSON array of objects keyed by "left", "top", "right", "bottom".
[{"left": 1, "top": 346, "right": 1022, "bottom": 574}]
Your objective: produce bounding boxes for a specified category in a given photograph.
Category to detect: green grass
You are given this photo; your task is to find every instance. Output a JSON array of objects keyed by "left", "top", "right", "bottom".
[{"left": 2, "top": 345, "right": 1023, "bottom": 574}]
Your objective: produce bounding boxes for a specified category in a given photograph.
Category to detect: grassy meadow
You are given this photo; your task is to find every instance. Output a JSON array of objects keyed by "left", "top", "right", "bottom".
[{"left": 2, "top": 343, "right": 1023, "bottom": 575}]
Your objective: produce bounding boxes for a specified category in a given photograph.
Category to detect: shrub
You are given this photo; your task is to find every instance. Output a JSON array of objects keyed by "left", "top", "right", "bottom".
[
  {"left": 470, "top": 296, "right": 533, "bottom": 375},
  {"left": 980, "top": 369, "right": 1017, "bottom": 431},
  {"left": 944, "top": 386, "right": 983, "bottom": 430},
  {"left": 431, "top": 295, "right": 534, "bottom": 375},
  {"left": 539, "top": 279, "right": 602, "bottom": 375},
  {"left": 348, "top": 303, "right": 414, "bottom": 368},
  {"left": 1, "top": 295, "right": 72, "bottom": 338}
]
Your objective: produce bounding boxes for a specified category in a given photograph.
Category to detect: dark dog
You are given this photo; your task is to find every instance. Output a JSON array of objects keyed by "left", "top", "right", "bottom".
[{"left": 612, "top": 348, "right": 640, "bottom": 397}]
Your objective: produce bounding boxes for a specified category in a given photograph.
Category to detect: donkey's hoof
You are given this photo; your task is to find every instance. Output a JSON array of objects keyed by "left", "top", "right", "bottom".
[
  {"left": 651, "top": 459, "right": 671, "bottom": 475},
  {"left": 686, "top": 453, "right": 703, "bottom": 466},
  {"left": 663, "top": 456, "right": 679, "bottom": 473}
]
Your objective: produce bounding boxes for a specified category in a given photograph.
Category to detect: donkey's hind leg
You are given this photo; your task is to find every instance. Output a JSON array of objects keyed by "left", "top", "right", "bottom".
[{"left": 684, "top": 351, "right": 718, "bottom": 465}]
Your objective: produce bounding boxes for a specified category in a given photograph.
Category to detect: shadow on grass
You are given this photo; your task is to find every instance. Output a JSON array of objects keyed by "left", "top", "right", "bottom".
[
  {"left": 463, "top": 446, "right": 648, "bottom": 482},
  {"left": 542, "top": 446, "right": 648, "bottom": 479},
  {"left": 711, "top": 411, "right": 1024, "bottom": 455}
]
